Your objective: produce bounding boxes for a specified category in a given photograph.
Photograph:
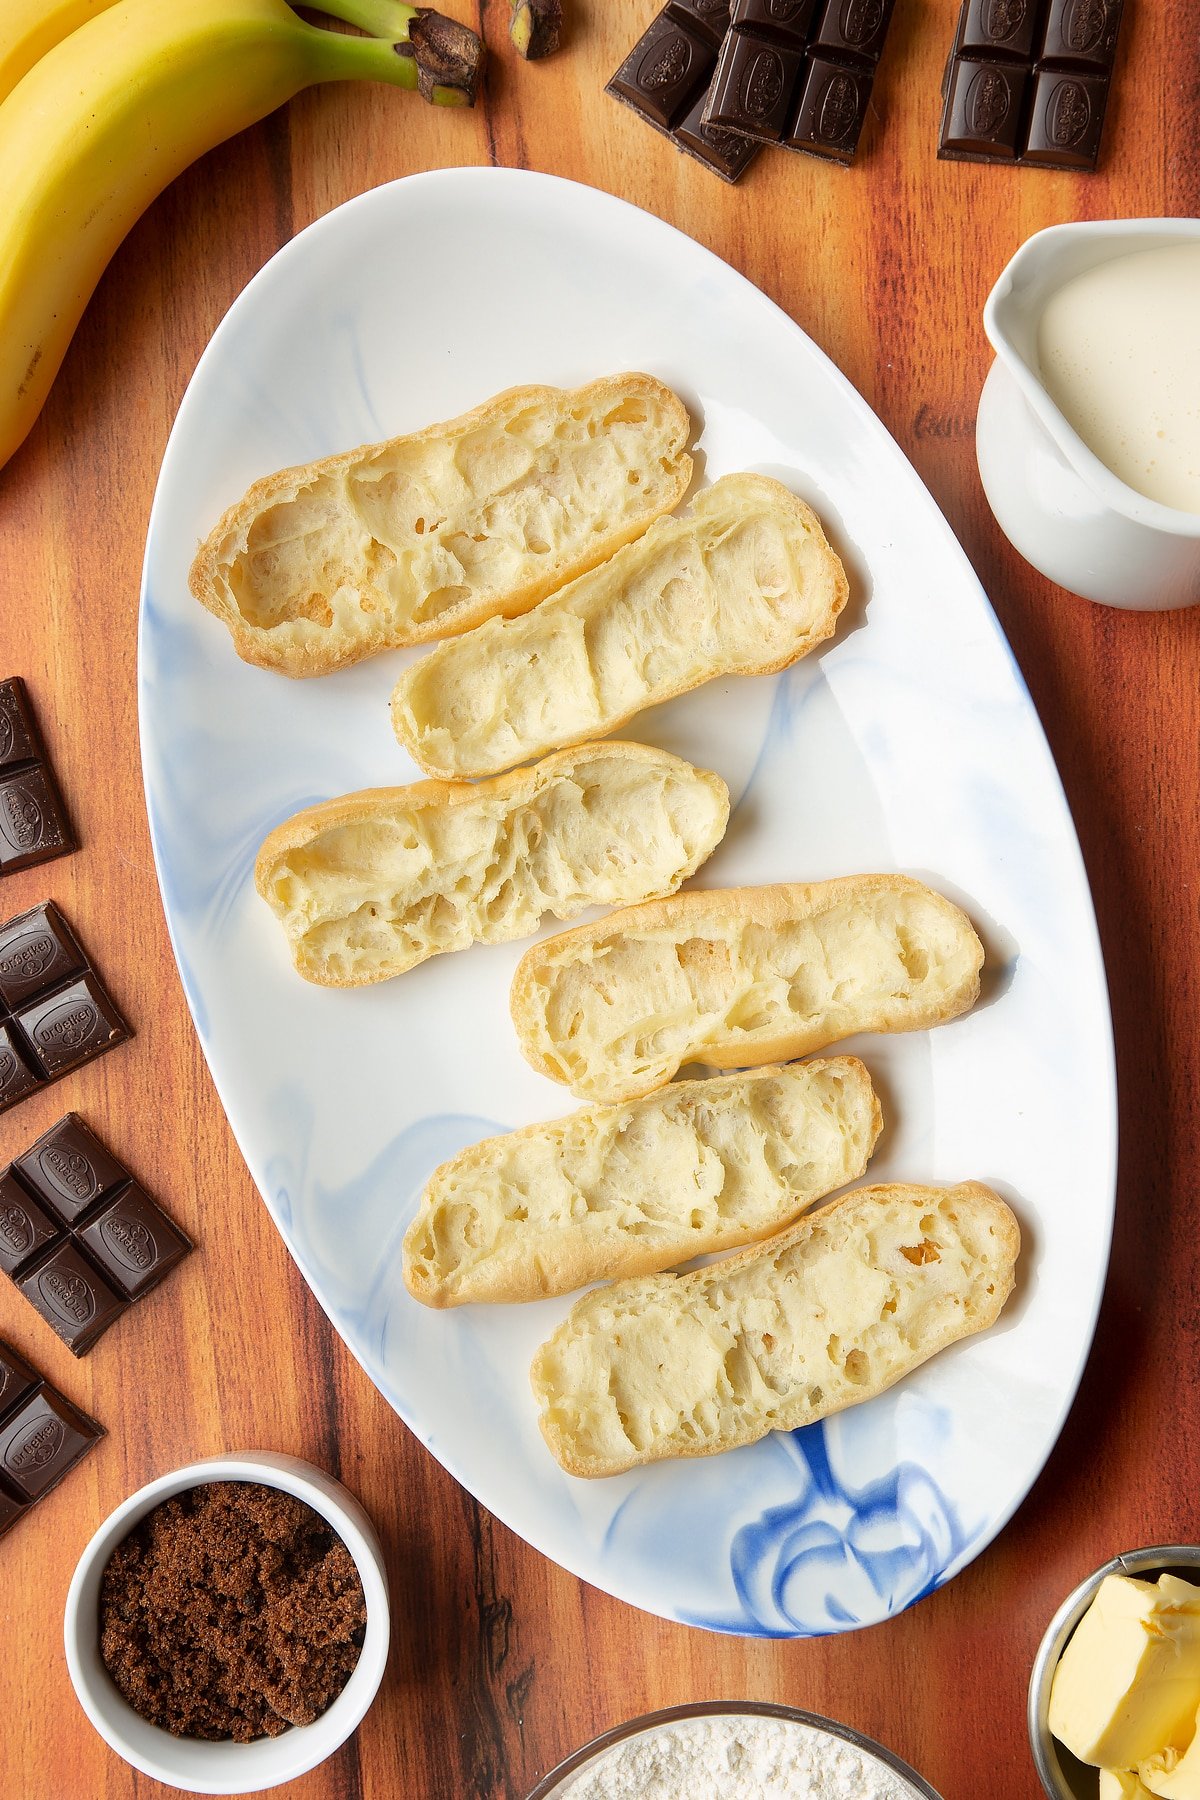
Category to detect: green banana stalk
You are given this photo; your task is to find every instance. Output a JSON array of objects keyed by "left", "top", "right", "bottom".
[{"left": 0, "top": 0, "right": 485, "bottom": 473}]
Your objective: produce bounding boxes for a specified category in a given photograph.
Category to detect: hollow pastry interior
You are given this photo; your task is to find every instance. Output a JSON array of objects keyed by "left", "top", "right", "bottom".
[
  {"left": 531, "top": 1181, "right": 1020, "bottom": 1477},
  {"left": 189, "top": 373, "right": 693, "bottom": 673},
  {"left": 510, "top": 874, "right": 984, "bottom": 1102},
  {"left": 391, "top": 471, "right": 848, "bottom": 778},
  {"left": 255, "top": 742, "right": 729, "bottom": 985},
  {"left": 404, "top": 1057, "right": 882, "bottom": 1306}
]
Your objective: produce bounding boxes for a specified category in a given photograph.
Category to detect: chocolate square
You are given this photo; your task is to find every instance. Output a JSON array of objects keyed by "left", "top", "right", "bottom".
[
  {"left": 0, "top": 1483, "right": 30, "bottom": 1537},
  {"left": 16, "top": 1240, "right": 129, "bottom": 1355},
  {"left": 786, "top": 52, "right": 873, "bottom": 158},
  {"left": 667, "top": 0, "right": 733, "bottom": 47},
  {"left": 811, "top": 0, "right": 894, "bottom": 63},
  {"left": 1022, "top": 66, "right": 1108, "bottom": 165},
  {"left": 940, "top": 0, "right": 1123, "bottom": 167},
  {"left": 15, "top": 973, "right": 128, "bottom": 1079},
  {"left": 674, "top": 88, "right": 764, "bottom": 178},
  {"left": 0, "top": 1170, "right": 62, "bottom": 1276},
  {"left": 0, "top": 1023, "right": 42, "bottom": 1112},
  {"left": 607, "top": 14, "right": 716, "bottom": 129},
  {"left": 0, "top": 1340, "right": 41, "bottom": 1422},
  {"left": 1039, "top": 0, "right": 1122, "bottom": 70},
  {"left": 729, "top": 0, "right": 817, "bottom": 42},
  {"left": 2, "top": 1117, "right": 190, "bottom": 1351},
  {"left": 0, "top": 902, "right": 85, "bottom": 1009},
  {"left": 0, "top": 907, "right": 131, "bottom": 1116},
  {"left": 0, "top": 766, "right": 73, "bottom": 875},
  {"left": 0, "top": 1384, "right": 102, "bottom": 1499},
  {"left": 78, "top": 1183, "right": 192, "bottom": 1301},
  {"left": 939, "top": 56, "right": 1028, "bottom": 158},
  {"left": 0, "top": 681, "right": 39, "bottom": 773},
  {"left": 14, "top": 1113, "right": 130, "bottom": 1221},
  {"left": 955, "top": 0, "right": 1039, "bottom": 60},
  {"left": 610, "top": 0, "right": 898, "bottom": 177},
  {"left": 704, "top": 29, "right": 805, "bottom": 140}
]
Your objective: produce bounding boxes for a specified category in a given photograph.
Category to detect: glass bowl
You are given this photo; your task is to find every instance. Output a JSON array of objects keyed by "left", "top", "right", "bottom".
[{"left": 525, "top": 1700, "right": 944, "bottom": 1799}]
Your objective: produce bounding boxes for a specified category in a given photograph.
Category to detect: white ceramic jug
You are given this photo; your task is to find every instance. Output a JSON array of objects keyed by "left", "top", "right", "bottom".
[{"left": 977, "top": 218, "right": 1200, "bottom": 610}]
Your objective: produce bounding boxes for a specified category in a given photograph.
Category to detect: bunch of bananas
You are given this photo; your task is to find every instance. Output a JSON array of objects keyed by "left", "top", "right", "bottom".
[{"left": 0, "top": 0, "right": 484, "bottom": 472}]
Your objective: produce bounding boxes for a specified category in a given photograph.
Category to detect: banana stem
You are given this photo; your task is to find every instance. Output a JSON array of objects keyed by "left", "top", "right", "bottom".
[
  {"left": 309, "top": 0, "right": 416, "bottom": 37},
  {"left": 302, "top": 3, "right": 484, "bottom": 105}
]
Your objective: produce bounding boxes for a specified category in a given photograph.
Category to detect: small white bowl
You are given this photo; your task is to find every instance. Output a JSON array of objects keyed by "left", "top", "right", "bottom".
[
  {"left": 64, "top": 1452, "right": 390, "bottom": 1796},
  {"left": 525, "top": 1701, "right": 943, "bottom": 1799}
]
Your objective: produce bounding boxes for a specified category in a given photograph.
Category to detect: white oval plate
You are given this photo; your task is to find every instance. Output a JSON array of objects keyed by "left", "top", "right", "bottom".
[{"left": 140, "top": 168, "right": 1115, "bottom": 1637}]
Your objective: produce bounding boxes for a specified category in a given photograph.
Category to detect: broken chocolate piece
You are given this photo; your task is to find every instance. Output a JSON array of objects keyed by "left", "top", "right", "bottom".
[
  {"left": 702, "top": 0, "right": 896, "bottom": 160},
  {"left": 17, "top": 1240, "right": 129, "bottom": 1357},
  {"left": 0, "top": 1381, "right": 103, "bottom": 1503},
  {"left": 14, "top": 1112, "right": 131, "bottom": 1222},
  {"left": 938, "top": 0, "right": 1123, "bottom": 168},
  {"left": 78, "top": 1184, "right": 192, "bottom": 1302},
  {"left": 606, "top": 6, "right": 763, "bottom": 181},
  {"left": 0, "top": 1170, "right": 61, "bottom": 1278},
  {"left": 0, "top": 905, "right": 130, "bottom": 1116},
  {"left": 0, "top": 681, "right": 74, "bottom": 877},
  {"left": 1, "top": 1114, "right": 192, "bottom": 1353},
  {"left": 704, "top": 28, "right": 805, "bottom": 141}
]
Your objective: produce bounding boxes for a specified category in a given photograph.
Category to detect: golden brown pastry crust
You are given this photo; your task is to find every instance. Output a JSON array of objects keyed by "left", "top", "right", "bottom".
[
  {"left": 254, "top": 741, "right": 729, "bottom": 985},
  {"left": 509, "top": 873, "right": 985, "bottom": 1102},
  {"left": 531, "top": 1181, "right": 1020, "bottom": 1477},
  {"left": 189, "top": 374, "right": 693, "bottom": 675},
  {"left": 390, "top": 471, "right": 849, "bottom": 779},
  {"left": 403, "top": 1057, "right": 882, "bottom": 1306}
]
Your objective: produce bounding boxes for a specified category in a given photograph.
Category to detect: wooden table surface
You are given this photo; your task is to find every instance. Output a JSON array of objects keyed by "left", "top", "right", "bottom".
[{"left": 2, "top": 2, "right": 1198, "bottom": 1795}]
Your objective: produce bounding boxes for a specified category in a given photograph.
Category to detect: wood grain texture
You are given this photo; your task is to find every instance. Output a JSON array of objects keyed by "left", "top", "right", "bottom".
[{"left": 0, "top": 2, "right": 1197, "bottom": 1796}]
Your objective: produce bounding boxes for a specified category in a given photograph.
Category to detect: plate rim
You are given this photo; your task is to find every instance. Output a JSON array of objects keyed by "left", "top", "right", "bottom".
[{"left": 138, "top": 164, "right": 1118, "bottom": 1634}]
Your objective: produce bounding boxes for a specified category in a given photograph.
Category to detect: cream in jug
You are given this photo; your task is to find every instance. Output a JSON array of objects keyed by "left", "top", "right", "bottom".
[{"left": 1036, "top": 243, "right": 1200, "bottom": 516}]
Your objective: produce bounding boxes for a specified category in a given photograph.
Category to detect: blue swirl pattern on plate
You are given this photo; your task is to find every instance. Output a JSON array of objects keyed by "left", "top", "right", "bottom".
[{"left": 722, "top": 1424, "right": 969, "bottom": 1636}]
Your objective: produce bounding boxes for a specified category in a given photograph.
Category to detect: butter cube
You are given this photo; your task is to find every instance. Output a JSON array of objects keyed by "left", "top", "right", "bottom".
[
  {"left": 1108, "top": 1771, "right": 1165, "bottom": 1800},
  {"left": 1102, "top": 1773, "right": 1161, "bottom": 1798},
  {"left": 1049, "top": 1574, "right": 1200, "bottom": 1768},
  {"left": 1140, "top": 1696, "right": 1200, "bottom": 1797}
]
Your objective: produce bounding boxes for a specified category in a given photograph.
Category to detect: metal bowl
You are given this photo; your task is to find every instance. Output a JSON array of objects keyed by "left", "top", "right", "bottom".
[
  {"left": 525, "top": 1700, "right": 943, "bottom": 1799},
  {"left": 1029, "top": 1543, "right": 1200, "bottom": 1799}
]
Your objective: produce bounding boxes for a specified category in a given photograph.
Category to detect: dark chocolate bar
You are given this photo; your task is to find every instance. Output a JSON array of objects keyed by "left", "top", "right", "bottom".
[
  {"left": 0, "top": 1484, "right": 28, "bottom": 1538},
  {"left": 14, "top": 1112, "right": 130, "bottom": 1220},
  {"left": 0, "top": 1335, "right": 103, "bottom": 1534},
  {"left": 0, "top": 680, "right": 74, "bottom": 877},
  {"left": 0, "top": 1341, "right": 40, "bottom": 1418},
  {"left": 0, "top": 1377, "right": 103, "bottom": 1510},
  {"left": 701, "top": 0, "right": 897, "bottom": 163},
  {"left": 606, "top": 4, "right": 762, "bottom": 183},
  {"left": 0, "top": 1169, "right": 61, "bottom": 1276},
  {"left": 78, "top": 1184, "right": 192, "bottom": 1301},
  {"left": 17, "top": 1241, "right": 129, "bottom": 1356},
  {"left": 0, "top": 1114, "right": 192, "bottom": 1355},
  {"left": 938, "top": 0, "right": 1123, "bottom": 169},
  {"left": 0, "top": 904, "right": 129, "bottom": 1116}
]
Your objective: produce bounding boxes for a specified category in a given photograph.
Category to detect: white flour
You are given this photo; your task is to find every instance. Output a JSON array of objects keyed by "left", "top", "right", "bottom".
[{"left": 562, "top": 1714, "right": 919, "bottom": 1800}]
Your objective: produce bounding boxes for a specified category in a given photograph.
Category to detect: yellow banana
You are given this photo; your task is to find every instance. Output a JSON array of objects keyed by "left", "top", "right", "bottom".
[
  {"left": 0, "top": 0, "right": 483, "bottom": 472},
  {"left": 0, "top": 0, "right": 123, "bottom": 103}
]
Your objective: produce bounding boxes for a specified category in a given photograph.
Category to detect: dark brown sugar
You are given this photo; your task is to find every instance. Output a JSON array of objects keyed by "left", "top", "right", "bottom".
[{"left": 98, "top": 1481, "right": 367, "bottom": 1741}]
